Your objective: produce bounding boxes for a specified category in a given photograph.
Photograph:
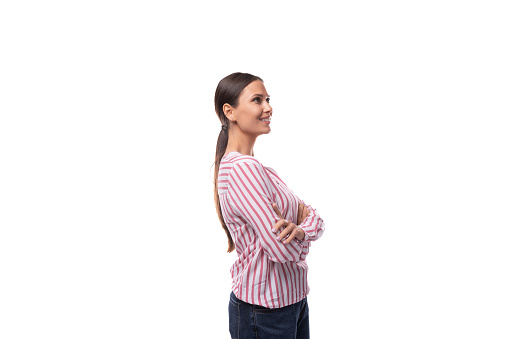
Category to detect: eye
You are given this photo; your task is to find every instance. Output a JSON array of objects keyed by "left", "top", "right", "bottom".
[
  {"left": 266, "top": 97, "right": 270, "bottom": 103},
  {"left": 253, "top": 97, "right": 261, "bottom": 103}
]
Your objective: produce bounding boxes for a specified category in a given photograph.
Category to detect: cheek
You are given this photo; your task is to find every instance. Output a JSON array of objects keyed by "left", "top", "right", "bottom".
[
  {"left": 240, "top": 118, "right": 259, "bottom": 129},
  {"left": 238, "top": 111, "right": 261, "bottom": 126}
]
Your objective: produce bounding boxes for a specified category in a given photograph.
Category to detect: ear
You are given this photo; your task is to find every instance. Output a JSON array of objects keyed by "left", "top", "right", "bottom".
[{"left": 223, "top": 103, "right": 236, "bottom": 122}]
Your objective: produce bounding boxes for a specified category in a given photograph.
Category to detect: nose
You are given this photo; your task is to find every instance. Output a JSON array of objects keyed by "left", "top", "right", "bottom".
[{"left": 263, "top": 102, "right": 272, "bottom": 115}]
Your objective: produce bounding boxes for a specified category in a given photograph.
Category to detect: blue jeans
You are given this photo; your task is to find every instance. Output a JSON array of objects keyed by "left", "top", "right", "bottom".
[{"left": 228, "top": 292, "right": 310, "bottom": 339}]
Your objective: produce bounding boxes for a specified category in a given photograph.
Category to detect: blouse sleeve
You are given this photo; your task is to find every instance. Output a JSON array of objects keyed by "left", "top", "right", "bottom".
[
  {"left": 227, "top": 159, "right": 308, "bottom": 263},
  {"left": 296, "top": 203, "right": 325, "bottom": 242}
]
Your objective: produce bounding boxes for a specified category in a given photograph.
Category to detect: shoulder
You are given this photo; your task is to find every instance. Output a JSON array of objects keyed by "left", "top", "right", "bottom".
[
  {"left": 264, "top": 166, "right": 279, "bottom": 177},
  {"left": 227, "top": 154, "right": 275, "bottom": 186},
  {"left": 224, "top": 154, "right": 277, "bottom": 196},
  {"left": 220, "top": 153, "right": 267, "bottom": 184},
  {"left": 226, "top": 153, "right": 265, "bottom": 170}
]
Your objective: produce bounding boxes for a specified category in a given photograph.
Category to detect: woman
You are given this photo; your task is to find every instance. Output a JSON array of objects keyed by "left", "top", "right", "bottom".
[{"left": 213, "top": 72, "right": 325, "bottom": 339}]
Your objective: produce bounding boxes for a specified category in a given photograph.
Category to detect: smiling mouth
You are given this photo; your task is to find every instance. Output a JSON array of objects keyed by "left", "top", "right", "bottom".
[{"left": 260, "top": 117, "right": 271, "bottom": 122}]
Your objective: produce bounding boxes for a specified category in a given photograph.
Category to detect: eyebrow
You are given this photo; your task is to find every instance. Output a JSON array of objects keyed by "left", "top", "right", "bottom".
[{"left": 251, "top": 94, "right": 270, "bottom": 98}]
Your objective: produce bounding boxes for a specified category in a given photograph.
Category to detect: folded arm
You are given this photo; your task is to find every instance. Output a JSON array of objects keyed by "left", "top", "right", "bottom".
[
  {"left": 272, "top": 201, "right": 325, "bottom": 244},
  {"left": 228, "top": 160, "right": 309, "bottom": 264}
]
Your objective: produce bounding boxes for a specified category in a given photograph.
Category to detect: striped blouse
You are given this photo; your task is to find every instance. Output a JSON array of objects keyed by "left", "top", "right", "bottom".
[{"left": 218, "top": 151, "right": 325, "bottom": 309}]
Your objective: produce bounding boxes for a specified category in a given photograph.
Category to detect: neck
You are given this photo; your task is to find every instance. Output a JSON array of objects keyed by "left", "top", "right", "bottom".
[{"left": 225, "top": 126, "right": 257, "bottom": 156}]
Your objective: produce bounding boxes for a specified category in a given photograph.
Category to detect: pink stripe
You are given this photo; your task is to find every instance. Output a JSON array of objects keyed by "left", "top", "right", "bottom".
[{"left": 280, "top": 264, "right": 291, "bottom": 305}]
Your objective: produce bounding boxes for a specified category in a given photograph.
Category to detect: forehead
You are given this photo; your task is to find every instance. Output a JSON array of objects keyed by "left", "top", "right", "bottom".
[{"left": 240, "top": 80, "right": 268, "bottom": 97}]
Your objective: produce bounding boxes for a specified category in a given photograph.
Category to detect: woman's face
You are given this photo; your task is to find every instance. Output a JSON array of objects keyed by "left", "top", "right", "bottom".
[{"left": 232, "top": 80, "right": 273, "bottom": 137}]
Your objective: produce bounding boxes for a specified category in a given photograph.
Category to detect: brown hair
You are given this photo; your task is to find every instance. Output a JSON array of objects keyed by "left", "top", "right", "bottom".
[{"left": 214, "top": 72, "right": 263, "bottom": 252}]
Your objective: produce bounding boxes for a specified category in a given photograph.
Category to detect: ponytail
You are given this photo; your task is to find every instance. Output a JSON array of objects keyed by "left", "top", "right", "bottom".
[{"left": 213, "top": 125, "right": 234, "bottom": 252}]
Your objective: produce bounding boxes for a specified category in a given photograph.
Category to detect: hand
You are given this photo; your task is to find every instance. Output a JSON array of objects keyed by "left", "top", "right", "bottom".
[
  {"left": 297, "top": 202, "right": 310, "bottom": 226},
  {"left": 271, "top": 203, "right": 305, "bottom": 244}
]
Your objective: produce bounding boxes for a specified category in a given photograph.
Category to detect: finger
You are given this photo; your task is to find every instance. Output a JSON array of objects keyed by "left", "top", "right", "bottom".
[
  {"left": 272, "top": 218, "right": 287, "bottom": 233},
  {"left": 277, "top": 222, "right": 295, "bottom": 241},
  {"left": 272, "top": 203, "right": 283, "bottom": 220},
  {"left": 283, "top": 228, "right": 298, "bottom": 244}
]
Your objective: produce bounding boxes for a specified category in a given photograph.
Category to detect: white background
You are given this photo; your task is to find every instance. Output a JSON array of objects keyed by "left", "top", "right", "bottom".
[{"left": 1, "top": 1, "right": 508, "bottom": 338}]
